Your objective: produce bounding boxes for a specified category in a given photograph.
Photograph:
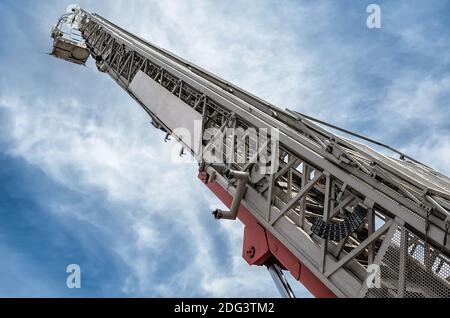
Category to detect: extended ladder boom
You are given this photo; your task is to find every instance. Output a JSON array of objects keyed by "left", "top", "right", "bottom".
[{"left": 51, "top": 7, "right": 450, "bottom": 298}]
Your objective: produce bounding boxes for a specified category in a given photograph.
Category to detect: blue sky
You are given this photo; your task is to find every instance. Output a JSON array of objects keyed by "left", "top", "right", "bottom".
[{"left": 0, "top": 0, "right": 449, "bottom": 297}]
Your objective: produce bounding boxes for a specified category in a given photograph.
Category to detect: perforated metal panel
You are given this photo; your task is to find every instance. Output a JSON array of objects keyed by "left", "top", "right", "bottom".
[{"left": 366, "top": 226, "right": 450, "bottom": 298}]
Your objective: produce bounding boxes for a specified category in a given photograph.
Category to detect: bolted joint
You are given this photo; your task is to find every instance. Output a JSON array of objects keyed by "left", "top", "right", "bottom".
[
  {"left": 246, "top": 246, "right": 256, "bottom": 259},
  {"left": 96, "top": 60, "right": 107, "bottom": 73}
]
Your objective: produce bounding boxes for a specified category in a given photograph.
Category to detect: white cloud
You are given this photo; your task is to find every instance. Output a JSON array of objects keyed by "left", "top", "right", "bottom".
[
  {"left": 378, "top": 74, "right": 450, "bottom": 125},
  {"left": 403, "top": 136, "right": 450, "bottom": 177},
  {"left": 367, "top": 73, "right": 450, "bottom": 175}
]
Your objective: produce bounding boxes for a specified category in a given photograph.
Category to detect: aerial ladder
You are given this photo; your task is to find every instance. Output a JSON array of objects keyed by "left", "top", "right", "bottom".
[{"left": 51, "top": 6, "right": 450, "bottom": 298}]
